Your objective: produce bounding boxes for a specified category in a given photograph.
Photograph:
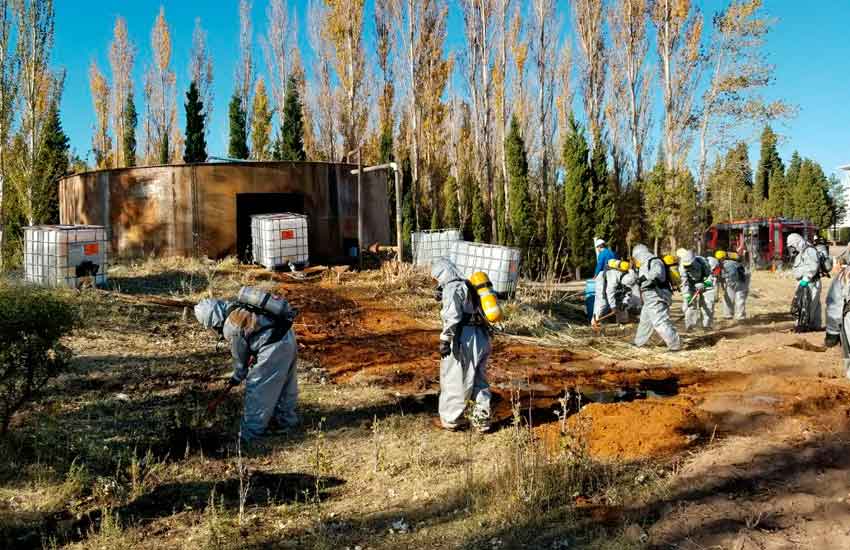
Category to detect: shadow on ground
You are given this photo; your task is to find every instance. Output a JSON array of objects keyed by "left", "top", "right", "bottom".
[{"left": 3, "top": 471, "right": 345, "bottom": 550}]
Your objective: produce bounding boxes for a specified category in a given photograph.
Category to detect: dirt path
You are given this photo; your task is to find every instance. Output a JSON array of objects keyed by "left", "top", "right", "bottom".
[{"left": 280, "top": 270, "right": 850, "bottom": 548}]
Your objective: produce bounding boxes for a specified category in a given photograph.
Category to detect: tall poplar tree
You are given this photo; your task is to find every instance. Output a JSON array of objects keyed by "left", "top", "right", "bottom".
[{"left": 250, "top": 77, "right": 272, "bottom": 160}]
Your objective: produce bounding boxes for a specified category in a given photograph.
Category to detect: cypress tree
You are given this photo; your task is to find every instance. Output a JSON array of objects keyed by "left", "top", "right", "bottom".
[
  {"left": 563, "top": 114, "right": 594, "bottom": 276},
  {"left": 766, "top": 168, "right": 786, "bottom": 217},
  {"left": 401, "top": 188, "right": 414, "bottom": 260},
  {"left": 505, "top": 115, "right": 532, "bottom": 249},
  {"left": 400, "top": 156, "right": 413, "bottom": 258},
  {"left": 545, "top": 186, "right": 560, "bottom": 275},
  {"left": 590, "top": 133, "right": 616, "bottom": 246},
  {"left": 754, "top": 126, "right": 783, "bottom": 210},
  {"left": 158, "top": 133, "right": 169, "bottom": 164},
  {"left": 183, "top": 81, "right": 207, "bottom": 163},
  {"left": 786, "top": 152, "right": 802, "bottom": 218},
  {"left": 123, "top": 93, "right": 137, "bottom": 167},
  {"left": 35, "top": 100, "right": 69, "bottom": 224},
  {"left": 275, "top": 75, "right": 306, "bottom": 161},
  {"left": 228, "top": 92, "right": 249, "bottom": 160}
]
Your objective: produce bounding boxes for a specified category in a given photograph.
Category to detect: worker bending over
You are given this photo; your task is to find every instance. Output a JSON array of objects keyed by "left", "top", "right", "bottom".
[
  {"left": 195, "top": 287, "right": 299, "bottom": 440},
  {"left": 592, "top": 259, "right": 640, "bottom": 327}
]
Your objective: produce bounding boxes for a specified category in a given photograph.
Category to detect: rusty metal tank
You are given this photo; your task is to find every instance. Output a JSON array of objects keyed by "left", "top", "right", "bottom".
[{"left": 59, "top": 161, "right": 391, "bottom": 263}]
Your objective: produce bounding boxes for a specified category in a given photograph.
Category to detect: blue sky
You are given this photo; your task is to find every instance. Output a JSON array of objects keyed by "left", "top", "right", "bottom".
[{"left": 53, "top": 0, "right": 849, "bottom": 178}]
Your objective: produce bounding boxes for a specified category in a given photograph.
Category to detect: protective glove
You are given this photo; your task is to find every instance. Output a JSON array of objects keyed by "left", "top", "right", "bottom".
[
  {"left": 703, "top": 279, "right": 713, "bottom": 289},
  {"left": 683, "top": 294, "right": 692, "bottom": 306},
  {"left": 695, "top": 283, "right": 705, "bottom": 292},
  {"left": 433, "top": 286, "right": 444, "bottom": 302},
  {"left": 825, "top": 332, "right": 840, "bottom": 348},
  {"left": 439, "top": 340, "right": 451, "bottom": 358},
  {"left": 799, "top": 279, "right": 809, "bottom": 287}
]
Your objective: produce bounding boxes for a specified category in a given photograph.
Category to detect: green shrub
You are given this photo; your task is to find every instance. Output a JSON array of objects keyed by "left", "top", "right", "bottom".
[{"left": 0, "top": 283, "right": 79, "bottom": 432}]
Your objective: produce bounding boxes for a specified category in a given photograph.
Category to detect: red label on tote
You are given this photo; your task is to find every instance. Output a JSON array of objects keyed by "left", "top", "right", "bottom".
[
  {"left": 83, "top": 243, "right": 99, "bottom": 255},
  {"left": 280, "top": 230, "right": 296, "bottom": 240}
]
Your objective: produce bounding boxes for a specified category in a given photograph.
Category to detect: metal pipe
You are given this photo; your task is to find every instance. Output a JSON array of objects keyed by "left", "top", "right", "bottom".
[
  {"left": 350, "top": 162, "right": 403, "bottom": 261},
  {"left": 357, "top": 149, "right": 363, "bottom": 269}
]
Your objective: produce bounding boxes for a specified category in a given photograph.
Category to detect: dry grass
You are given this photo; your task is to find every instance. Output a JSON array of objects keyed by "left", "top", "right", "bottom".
[{"left": 0, "top": 257, "right": 674, "bottom": 549}]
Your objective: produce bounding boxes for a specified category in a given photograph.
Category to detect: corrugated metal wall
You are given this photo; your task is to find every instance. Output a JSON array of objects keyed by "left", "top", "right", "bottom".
[{"left": 59, "top": 162, "right": 391, "bottom": 261}]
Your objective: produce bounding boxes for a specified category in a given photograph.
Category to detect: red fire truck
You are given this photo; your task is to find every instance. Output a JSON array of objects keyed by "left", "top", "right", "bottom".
[{"left": 703, "top": 217, "right": 819, "bottom": 267}]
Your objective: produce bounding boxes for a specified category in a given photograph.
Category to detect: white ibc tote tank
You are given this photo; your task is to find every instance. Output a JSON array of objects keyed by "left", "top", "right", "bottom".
[
  {"left": 251, "top": 213, "right": 309, "bottom": 269},
  {"left": 24, "top": 225, "right": 109, "bottom": 288},
  {"left": 411, "top": 229, "right": 462, "bottom": 267},
  {"left": 448, "top": 241, "right": 521, "bottom": 296}
]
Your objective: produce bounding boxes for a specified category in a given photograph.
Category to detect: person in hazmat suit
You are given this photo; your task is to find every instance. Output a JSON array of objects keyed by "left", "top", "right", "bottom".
[
  {"left": 715, "top": 250, "right": 749, "bottom": 321},
  {"left": 787, "top": 233, "right": 823, "bottom": 331},
  {"left": 592, "top": 259, "right": 640, "bottom": 327},
  {"left": 431, "top": 257, "right": 492, "bottom": 432},
  {"left": 676, "top": 248, "right": 716, "bottom": 331},
  {"left": 194, "top": 295, "right": 299, "bottom": 440},
  {"left": 632, "top": 244, "right": 681, "bottom": 351},
  {"left": 825, "top": 266, "right": 850, "bottom": 377}
]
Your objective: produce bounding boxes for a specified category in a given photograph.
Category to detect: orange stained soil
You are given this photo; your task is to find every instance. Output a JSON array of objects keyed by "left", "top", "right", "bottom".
[{"left": 277, "top": 277, "right": 850, "bottom": 461}]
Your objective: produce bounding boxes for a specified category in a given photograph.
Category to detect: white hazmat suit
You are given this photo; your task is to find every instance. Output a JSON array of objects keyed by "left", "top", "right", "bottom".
[
  {"left": 678, "top": 251, "right": 716, "bottom": 330},
  {"left": 593, "top": 264, "right": 640, "bottom": 324},
  {"left": 720, "top": 257, "right": 749, "bottom": 321},
  {"left": 632, "top": 244, "right": 681, "bottom": 351},
  {"left": 195, "top": 298, "right": 299, "bottom": 440},
  {"left": 825, "top": 269, "right": 850, "bottom": 377},
  {"left": 788, "top": 233, "right": 822, "bottom": 331},
  {"left": 431, "top": 258, "right": 492, "bottom": 431}
]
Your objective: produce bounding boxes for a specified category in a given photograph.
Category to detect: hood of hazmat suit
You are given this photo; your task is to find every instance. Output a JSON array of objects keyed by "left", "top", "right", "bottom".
[
  {"left": 787, "top": 233, "right": 805, "bottom": 255},
  {"left": 431, "top": 257, "right": 492, "bottom": 431},
  {"left": 677, "top": 249, "right": 696, "bottom": 267},
  {"left": 195, "top": 299, "right": 232, "bottom": 332}
]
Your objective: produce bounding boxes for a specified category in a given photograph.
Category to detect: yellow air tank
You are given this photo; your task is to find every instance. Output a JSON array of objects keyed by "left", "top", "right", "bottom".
[
  {"left": 618, "top": 260, "right": 631, "bottom": 272},
  {"left": 607, "top": 259, "right": 621, "bottom": 270},
  {"left": 714, "top": 250, "right": 727, "bottom": 260},
  {"left": 726, "top": 251, "right": 739, "bottom": 261},
  {"left": 663, "top": 255, "right": 682, "bottom": 288},
  {"left": 470, "top": 271, "right": 503, "bottom": 323}
]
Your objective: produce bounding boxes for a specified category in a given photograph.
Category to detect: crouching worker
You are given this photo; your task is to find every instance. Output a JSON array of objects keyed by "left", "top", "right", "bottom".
[
  {"left": 632, "top": 244, "right": 681, "bottom": 351},
  {"left": 592, "top": 259, "right": 640, "bottom": 328},
  {"left": 431, "top": 257, "right": 492, "bottom": 432},
  {"left": 194, "top": 286, "right": 299, "bottom": 440}
]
